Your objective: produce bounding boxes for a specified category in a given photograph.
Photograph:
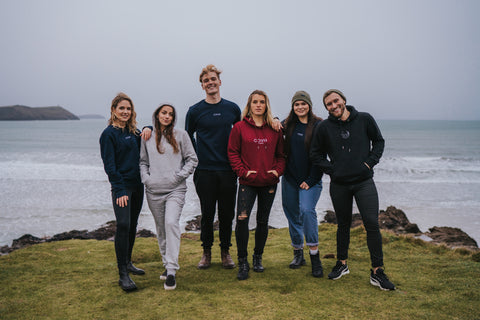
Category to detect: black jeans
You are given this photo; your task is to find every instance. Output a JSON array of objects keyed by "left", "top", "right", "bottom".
[
  {"left": 194, "top": 169, "right": 237, "bottom": 250},
  {"left": 330, "top": 178, "right": 384, "bottom": 268},
  {"left": 112, "top": 185, "right": 144, "bottom": 267},
  {"left": 235, "top": 184, "right": 277, "bottom": 258}
]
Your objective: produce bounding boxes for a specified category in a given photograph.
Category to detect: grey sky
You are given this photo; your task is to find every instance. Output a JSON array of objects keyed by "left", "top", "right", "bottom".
[{"left": 1, "top": 0, "right": 479, "bottom": 121}]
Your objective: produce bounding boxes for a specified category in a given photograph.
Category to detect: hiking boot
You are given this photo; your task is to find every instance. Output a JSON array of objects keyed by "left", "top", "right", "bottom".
[
  {"left": 328, "top": 260, "right": 349, "bottom": 280},
  {"left": 221, "top": 249, "right": 236, "bottom": 269},
  {"left": 252, "top": 254, "right": 264, "bottom": 273},
  {"left": 164, "top": 274, "right": 176, "bottom": 290},
  {"left": 370, "top": 268, "right": 396, "bottom": 291},
  {"left": 159, "top": 270, "right": 167, "bottom": 280},
  {"left": 310, "top": 253, "right": 323, "bottom": 278},
  {"left": 289, "top": 249, "right": 306, "bottom": 269},
  {"left": 126, "top": 261, "right": 145, "bottom": 275},
  {"left": 118, "top": 265, "right": 137, "bottom": 292},
  {"left": 197, "top": 248, "right": 211, "bottom": 269},
  {"left": 237, "top": 257, "right": 250, "bottom": 280}
]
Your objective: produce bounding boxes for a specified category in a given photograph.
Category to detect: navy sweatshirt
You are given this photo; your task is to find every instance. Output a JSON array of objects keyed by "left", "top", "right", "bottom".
[
  {"left": 185, "top": 98, "right": 241, "bottom": 171},
  {"left": 284, "top": 121, "right": 323, "bottom": 188},
  {"left": 100, "top": 125, "right": 142, "bottom": 198},
  {"left": 310, "top": 106, "right": 384, "bottom": 185}
]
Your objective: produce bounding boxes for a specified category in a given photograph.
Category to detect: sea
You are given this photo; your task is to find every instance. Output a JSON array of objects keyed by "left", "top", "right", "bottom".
[{"left": 1, "top": 119, "right": 479, "bottom": 247}]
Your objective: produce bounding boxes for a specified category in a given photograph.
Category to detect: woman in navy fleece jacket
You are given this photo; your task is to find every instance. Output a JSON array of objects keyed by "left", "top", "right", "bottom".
[{"left": 100, "top": 92, "right": 150, "bottom": 292}]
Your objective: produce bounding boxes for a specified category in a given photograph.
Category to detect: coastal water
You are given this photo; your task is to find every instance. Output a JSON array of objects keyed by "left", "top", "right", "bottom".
[{"left": 1, "top": 119, "right": 479, "bottom": 247}]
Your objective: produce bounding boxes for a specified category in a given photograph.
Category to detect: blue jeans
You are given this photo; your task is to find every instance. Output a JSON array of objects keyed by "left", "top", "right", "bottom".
[
  {"left": 282, "top": 177, "right": 322, "bottom": 249},
  {"left": 330, "top": 178, "right": 384, "bottom": 268}
]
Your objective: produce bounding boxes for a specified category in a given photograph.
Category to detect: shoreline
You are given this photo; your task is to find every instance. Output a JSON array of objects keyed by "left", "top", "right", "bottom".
[{"left": 1, "top": 206, "right": 477, "bottom": 255}]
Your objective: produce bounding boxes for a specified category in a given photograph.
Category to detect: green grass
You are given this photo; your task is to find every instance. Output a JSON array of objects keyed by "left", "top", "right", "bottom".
[{"left": 1, "top": 224, "right": 479, "bottom": 320}]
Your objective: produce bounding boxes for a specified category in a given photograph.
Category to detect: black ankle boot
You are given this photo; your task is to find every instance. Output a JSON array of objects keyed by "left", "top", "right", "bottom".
[
  {"left": 310, "top": 252, "right": 323, "bottom": 278},
  {"left": 127, "top": 261, "right": 145, "bottom": 275},
  {"left": 237, "top": 257, "right": 250, "bottom": 280},
  {"left": 118, "top": 265, "right": 137, "bottom": 292},
  {"left": 252, "top": 254, "right": 264, "bottom": 273},
  {"left": 289, "top": 249, "right": 306, "bottom": 269}
]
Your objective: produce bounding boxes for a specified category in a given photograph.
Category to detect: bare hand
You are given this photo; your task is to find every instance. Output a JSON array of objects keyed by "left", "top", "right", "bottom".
[
  {"left": 141, "top": 127, "right": 152, "bottom": 141},
  {"left": 116, "top": 195, "right": 129, "bottom": 207},
  {"left": 272, "top": 118, "right": 283, "bottom": 132},
  {"left": 246, "top": 170, "right": 257, "bottom": 177},
  {"left": 300, "top": 182, "right": 310, "bottom": 190},
  {"left": 267, "top": 170, "right": 279, "bottom": 177}
]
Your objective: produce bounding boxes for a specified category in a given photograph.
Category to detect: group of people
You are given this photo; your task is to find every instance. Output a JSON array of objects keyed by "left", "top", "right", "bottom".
[{"left": 100, "top": 64, "right": 396, "bottom": 292}]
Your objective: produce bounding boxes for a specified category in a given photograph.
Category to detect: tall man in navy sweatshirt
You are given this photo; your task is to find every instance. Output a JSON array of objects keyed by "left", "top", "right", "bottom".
[
  {"left": 185, "top": 64, "right": 241, "bottom": 269},
  {"left": 310, "top": 89, "right": 395, "bottom": 291}
]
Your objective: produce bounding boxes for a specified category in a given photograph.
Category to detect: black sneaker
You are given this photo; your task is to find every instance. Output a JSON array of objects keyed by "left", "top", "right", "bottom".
[
  {"left": 370, "top": 268, "right": 395, "bottom": 291},
  {"left": 164, "top": 274, "right": 176, "bottom": 290},
  {"left": 328, "top": 260, "right": 350, "bottom": 280},
  {"left": 160, "top": 270, "right": 167, "bottom": 280}
]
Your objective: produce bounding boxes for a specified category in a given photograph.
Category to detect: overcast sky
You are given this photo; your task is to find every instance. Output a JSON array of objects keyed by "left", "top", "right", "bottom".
[{"left": 1, "top": 0, "right": 479, "bottom": 121}]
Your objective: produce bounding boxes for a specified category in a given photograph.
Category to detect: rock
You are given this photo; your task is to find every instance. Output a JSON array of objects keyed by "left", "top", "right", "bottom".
[
  {"left": 11, "top": 234, "right": 45, "bottom": 249},
  {"left": 136, "top": 229, "right": 156, "bottom": 238},
  {"left": 321, "top": 206, "right": 477, "bottom": 250},
  {"left": 426, "top": 226, "right": 478, "bottom": 250},
  {"left": 321, "top": 210, "right": 363, "bottom": 228},
  {"left": 48, "top": 230, "right": 93, "bottom": 242},
  {"left": 0, "top": 105, "right": 79, "bottom": 120},
  {"left": 379, "top": 206, "right": 421, "bottom": 234},
  {"left": 88, "top": 221, "right": 117, "bottom": 240},
  {"left": 185, "top": 215, "right": 219, "bottom": 231}
]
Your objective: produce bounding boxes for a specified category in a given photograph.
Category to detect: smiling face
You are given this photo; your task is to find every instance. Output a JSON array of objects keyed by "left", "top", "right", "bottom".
[
  {"left": 200, "top": 71, "right": 222, "bottom": 96},
  {"left": 113, "top": 99, "right": 132, "bottom": 125},
  {"left": 249, "top": 93, "right": 267, "bottom": 117},
  {"left": 157, "top": 105, "right": 174, "bottom": 128},
  {"left": 324, "top": 92, "right": 347, "bottom": 120},
  {"left": 293, "top": 100, "right": 310, "bottom": 119}
]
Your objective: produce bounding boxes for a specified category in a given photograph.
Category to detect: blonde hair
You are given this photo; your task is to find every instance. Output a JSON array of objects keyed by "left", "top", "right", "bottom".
[
  {"left": 199, "top": 64, "right": 222, "bottom": 83},
  {"left": 108, "top": 92, "right": 138, "bottom": 134},
  {"left": 241, "top": 90, "right": 274, "bottom": 128}
]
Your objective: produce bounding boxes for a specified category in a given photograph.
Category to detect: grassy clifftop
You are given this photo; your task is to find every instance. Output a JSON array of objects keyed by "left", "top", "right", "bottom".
[
  {"left": 1, "top": 225, "right": 479, "bottom": 319},
  {"left": 0, "top": 105, "right": 79, "bottom": 120}
]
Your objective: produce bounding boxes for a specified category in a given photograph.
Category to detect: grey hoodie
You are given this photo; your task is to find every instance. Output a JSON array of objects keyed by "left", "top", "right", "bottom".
[{"left": 140, "top": 128, "right": 198, "bottom": 194}]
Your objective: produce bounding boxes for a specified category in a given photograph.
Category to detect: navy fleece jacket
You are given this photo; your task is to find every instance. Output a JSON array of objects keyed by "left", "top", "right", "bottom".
[{"left": 100, "top": 125, "right": 142, "bottom": 198}]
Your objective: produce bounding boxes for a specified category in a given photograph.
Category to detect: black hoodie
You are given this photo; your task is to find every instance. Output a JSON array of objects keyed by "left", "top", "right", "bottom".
[{"left": 310, "top": 105, "right": 384, "bottom": 184}]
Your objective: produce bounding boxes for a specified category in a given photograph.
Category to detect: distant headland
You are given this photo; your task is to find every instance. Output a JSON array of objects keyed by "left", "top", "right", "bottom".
[{"left": 0, "top": 105, "right": 79, "bottom": 120}]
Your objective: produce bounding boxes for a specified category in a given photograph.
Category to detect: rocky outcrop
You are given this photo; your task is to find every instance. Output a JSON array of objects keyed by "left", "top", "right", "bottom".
[
  {"left": 0, "top": 221, "right": 155, "bottom": 255},
  {"left": 0, "top": 105, "right": 79, "bottom": 120},
  {"left": 426, "top": 226, "right": 478, "bottom": 250},
  {"left": 185, "top": 215, "right": 218, "bottom": 231},
  {"left": 321, "top": 206, "right": 477, "bottom": 250}
]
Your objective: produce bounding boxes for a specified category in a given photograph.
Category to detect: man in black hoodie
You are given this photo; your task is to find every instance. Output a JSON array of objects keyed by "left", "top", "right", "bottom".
[{"left": 310, "top": 89, "right": 395, "bottom": 291}]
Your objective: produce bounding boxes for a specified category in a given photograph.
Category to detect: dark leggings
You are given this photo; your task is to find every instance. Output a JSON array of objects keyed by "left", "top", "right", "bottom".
[
  {"left": 112, "top": 186, "right": 144, "bottom": 267},
  {"left": 330, "top": 178, "right": 384, "bottom": 268},
  {"left": 235, "top": 184, "right": 277, "bottom": 258}
]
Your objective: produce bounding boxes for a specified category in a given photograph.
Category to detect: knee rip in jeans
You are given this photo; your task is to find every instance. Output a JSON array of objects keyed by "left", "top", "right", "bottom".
[
  {"left": 238, "top": 210, "right": 248, "bottom": 220},
  {"left": 268, "top": 188, "right": 275, "bottom": 194}
]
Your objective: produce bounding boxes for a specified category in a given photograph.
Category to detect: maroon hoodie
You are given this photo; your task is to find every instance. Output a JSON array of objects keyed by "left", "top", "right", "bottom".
[{"left": 228, "top": 116, "right": 285, "bottom": 187}]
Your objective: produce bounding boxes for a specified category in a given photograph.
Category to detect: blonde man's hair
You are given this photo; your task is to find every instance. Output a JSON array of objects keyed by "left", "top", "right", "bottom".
[{"left": 199, "top": 64, "right": 222, "bottom": 83}]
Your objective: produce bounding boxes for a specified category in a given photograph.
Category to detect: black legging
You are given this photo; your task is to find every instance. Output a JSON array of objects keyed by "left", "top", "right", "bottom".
[{"left": 112, "top": 185, "right": 144, "bottom": 267}]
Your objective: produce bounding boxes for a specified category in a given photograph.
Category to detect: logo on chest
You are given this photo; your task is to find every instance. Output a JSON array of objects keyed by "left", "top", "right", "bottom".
[{"left": 253, "top": 138, "right": 268, "bottom": 144}]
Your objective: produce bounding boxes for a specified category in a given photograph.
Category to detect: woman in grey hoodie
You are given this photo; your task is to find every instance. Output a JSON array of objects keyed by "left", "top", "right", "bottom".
[{"left": 140, "top": 104, "right": 198, "bottom": 290}]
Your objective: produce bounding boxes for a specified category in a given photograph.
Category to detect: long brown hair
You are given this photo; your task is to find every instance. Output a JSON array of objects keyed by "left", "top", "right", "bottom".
[
  {"left": 241, "top": 90, "right": 275, "bottom": 128},
  {"left": 153, "top": 104, "right": 179, "bottom": 154},
  {"left": 283, "top": 101, "right": 321, "bottom": 156},
  {"left": 108, "top": 92, "right": 138, "bottom": 134}
]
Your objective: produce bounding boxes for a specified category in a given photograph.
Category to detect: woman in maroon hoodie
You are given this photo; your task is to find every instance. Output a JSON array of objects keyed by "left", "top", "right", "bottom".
[{"left": 228, "top": 89, "right": 285, "bottom": 280}]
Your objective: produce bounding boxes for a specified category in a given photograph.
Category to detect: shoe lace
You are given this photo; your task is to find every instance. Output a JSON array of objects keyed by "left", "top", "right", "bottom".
[
  {"left": 333, "top": 261, "right": 343, "bottom": 272},
  {"left": 375, "top": 268, "right": 389, "bottom": 281}
]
